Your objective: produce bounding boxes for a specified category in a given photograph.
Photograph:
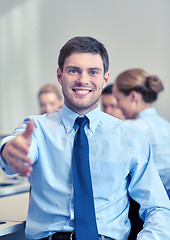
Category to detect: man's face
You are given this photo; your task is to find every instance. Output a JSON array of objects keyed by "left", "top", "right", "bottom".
[
  {"left": 101, "top": 94, "right": 124, "bottom": 120},
  {"left": 39, "top": 92, "right": 62, "bottom": 114},
  {"left": 57, "top": 52, "right": 109, "bottom": 115}
]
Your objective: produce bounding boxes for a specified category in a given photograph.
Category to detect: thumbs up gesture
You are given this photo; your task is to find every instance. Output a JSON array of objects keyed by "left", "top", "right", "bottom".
[{"left": 2, "top": 120, "right": 34, "bottom": 177}]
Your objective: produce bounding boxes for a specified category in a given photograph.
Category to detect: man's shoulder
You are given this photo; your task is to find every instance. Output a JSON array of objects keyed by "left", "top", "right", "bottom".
[
  {"left": 99, "top": 113, "right": 148, "bottom": 154},
  {"left": 24, "top": 111, "right": 61, "bottom": 126},
  {"left": 100, "top": 112, "right": 139, "bottom": 135}
]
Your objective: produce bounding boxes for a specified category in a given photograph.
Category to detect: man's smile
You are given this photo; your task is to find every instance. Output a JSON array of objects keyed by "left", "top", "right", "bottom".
[{"left": 72, "top": 89, "right": 92, "bottom": 95}]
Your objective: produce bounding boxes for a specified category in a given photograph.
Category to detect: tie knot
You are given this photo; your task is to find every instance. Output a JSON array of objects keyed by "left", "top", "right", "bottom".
[{"left": 75, "top": 117, "right": 89, "bottom": 128}]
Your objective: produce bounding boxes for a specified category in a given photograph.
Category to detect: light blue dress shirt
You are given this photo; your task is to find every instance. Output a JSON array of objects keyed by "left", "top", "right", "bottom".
[
  {"left": 126, "top": 108, "right": 170, "bottom": 195},
  {"left": 0, "top": 104, "right": 170, "bottom": 240}
]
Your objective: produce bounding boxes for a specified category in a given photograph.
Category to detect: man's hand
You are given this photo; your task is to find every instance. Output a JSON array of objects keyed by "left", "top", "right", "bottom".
[{"left": 2, "top": 120, "right": 34, "bottom": 177}]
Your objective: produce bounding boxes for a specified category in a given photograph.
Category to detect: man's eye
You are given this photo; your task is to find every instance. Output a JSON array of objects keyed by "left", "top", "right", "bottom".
[
  {"left": 90, "top": 71, "right": 97, "bottom": 76},
  {"left": 69, "top": 69, "right": 77, "bottom": 74}
]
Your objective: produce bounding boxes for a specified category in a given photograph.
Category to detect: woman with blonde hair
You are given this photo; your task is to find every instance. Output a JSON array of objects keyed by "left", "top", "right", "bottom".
[
  {"left": 113, "top": 68, "right": 170, "bottom": 239},
  {"left": 38, "top": 84, "right": 63, "bottom": 114}
]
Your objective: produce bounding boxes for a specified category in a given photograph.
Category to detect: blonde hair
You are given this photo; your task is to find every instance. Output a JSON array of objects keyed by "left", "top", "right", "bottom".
[
  {"left": 38, "top": 84, "right": 62, "bottom": 100},
  {"left": 115, "top": 68, "right": 164, "bottom": 103}
]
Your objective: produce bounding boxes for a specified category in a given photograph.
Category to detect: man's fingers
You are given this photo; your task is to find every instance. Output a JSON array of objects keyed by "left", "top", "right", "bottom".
[
  {"left": 7, "top": 157, "right": 33, "bottom": 177},
  {"left": 16, "top": 159, "right": 33, "bottom": 177},
  {"left": 7, "top": 145, "right": 33, "bottom": 166},
  {"left": 2, "top": 145, "right": 33, "bottom": 177}
]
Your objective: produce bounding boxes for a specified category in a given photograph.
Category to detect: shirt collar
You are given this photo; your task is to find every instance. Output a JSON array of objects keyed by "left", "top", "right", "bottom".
[
  {"left": 59, "top": 104, "right": 101, "bottom": 134},
  {"left": 137, "top": 108, "right": 157, "bottom": 118}
]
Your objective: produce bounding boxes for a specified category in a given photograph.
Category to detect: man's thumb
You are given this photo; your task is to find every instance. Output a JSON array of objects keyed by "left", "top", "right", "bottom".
[{"left": 22, "top": 120, "right": 34, "bottom": 144}]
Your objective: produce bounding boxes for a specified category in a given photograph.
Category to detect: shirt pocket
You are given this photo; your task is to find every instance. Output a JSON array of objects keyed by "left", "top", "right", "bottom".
[{"left": 90, "top": 160, "right": 129, "bottom": 200}]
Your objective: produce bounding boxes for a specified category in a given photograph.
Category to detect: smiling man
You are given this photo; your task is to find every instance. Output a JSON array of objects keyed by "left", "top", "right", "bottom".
[
  {"left": 57, "top": 52, "right": 109, "bottom": 115},
  {"left": 0, "top": 36, "right": 170, "bottom": 240}
]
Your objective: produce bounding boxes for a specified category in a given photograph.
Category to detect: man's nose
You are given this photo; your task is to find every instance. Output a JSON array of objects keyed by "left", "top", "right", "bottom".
[{"left": 77, "top": 72, "right": 88, "bottom": 83}]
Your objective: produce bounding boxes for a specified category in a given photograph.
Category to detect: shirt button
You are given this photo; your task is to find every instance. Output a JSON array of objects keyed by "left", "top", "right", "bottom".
[{"left": 67, "top": 126, "right": 70, "bottom": 130}]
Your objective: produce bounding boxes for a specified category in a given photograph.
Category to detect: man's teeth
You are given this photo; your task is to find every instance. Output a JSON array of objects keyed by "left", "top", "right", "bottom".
[{"left": 75, "top": 90, "right": 89, "bottom": 94}]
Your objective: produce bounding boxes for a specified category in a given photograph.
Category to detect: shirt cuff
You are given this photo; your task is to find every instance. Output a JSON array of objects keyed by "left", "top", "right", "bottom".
[{"left": 0, "top": 136, "right": 16, "bottom": 175}]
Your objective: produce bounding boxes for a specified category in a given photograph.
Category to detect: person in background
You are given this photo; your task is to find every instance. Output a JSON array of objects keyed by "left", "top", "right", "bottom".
[
  {"left": 113, "top": 68, "right": 170, "bottom": 239},
  {"left": 38, "top": 84, "right": 63, "bottom": 114},
  {"left": 101, "top": 84, "right": 124, "bottom": 120},
  {"left": 0, "top": 37, "right": 170, "bottom": 240}
]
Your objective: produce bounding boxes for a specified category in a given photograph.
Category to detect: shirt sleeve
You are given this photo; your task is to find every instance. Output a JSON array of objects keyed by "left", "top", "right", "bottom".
[{"left": 128, "top": 139, "right": 170, "bottom": 239}]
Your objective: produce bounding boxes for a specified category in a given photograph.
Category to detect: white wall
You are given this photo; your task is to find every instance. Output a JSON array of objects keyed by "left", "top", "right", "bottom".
[{"left": 0, "top": 0, "right": 170, "bottom": 134}]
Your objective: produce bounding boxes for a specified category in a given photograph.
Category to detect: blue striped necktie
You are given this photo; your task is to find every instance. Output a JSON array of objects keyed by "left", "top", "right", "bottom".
[{"left": 72, "top": 117, "right": 99, "bottom": 240}]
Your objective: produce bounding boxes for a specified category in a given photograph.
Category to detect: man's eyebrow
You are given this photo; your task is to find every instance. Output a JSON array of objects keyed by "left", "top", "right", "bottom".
[
  {"left": 65, "top": 66, "right": 102, "bottom": 72},
  {"left": 89, "top": 67, "right": 102, "bottom": 72},
  {"left": 66, "top": 65, "right": 80, "bottom": 70}
]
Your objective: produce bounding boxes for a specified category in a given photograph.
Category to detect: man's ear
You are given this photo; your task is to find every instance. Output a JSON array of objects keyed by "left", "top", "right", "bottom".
[
  {"left": 57, "top": 68, "right": 62, "bottom": 85},
  {"left": 103, "top": 72, "right": 110, "bottom": 88}
]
